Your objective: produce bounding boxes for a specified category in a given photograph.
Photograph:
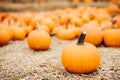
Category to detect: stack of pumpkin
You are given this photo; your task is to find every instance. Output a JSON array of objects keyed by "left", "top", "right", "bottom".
[{"left": 0, "top": 4, "right": 120, "bottom": 49}]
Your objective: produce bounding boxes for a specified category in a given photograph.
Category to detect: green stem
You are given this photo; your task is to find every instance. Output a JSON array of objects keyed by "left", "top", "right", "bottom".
[{"left": 77, "top": 32, "right": 86, "bottom": 45}]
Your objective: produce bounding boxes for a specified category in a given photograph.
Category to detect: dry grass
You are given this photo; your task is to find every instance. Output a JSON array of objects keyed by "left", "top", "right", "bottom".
[{"left": 0, "top": 36, "right": 120, "bottom": 80}]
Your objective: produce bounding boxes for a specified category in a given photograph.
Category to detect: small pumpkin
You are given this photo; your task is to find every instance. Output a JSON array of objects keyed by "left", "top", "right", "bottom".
[
  {"left": 56, "top": 21, "right": 76, "bottom": 40},
  {"left": 0, "top": 27, "right": 10, "bottom": 46},
  {"left": 70, "top": 17, "right": 83, "bottom": 27},
  {"left": 27, "top": 23, "right": 51, "bottom": 50},
  {"left": 58, "top": 15, "right": 69, "bottom": 25},
  {"left": 41, "top": 18, "right": 55, "bottom": 32},
  {"left": 103, "top": 29, "right": 120, "bottom": 47},
  {"left": 116, "top": 17, "right": 120, "bottom": 28},
  {"left": 101, "top": 20, "right": 113, "bottom": 29},
  {"left": 12, "top": 26, "right": 27, "bottom": 40},
  {"left": 61, "top": 32, "right": 100, "bottom": 74},
  {"left": 82, "top": 11, "right": 91, "bottom": 23},
  {"left": 81, "top": 25, "right": 103, "bottom": 46}
]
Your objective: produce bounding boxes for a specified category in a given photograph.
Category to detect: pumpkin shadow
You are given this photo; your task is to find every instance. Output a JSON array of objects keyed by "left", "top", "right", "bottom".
[{"left": 67, "top": 69, "right": 99, "bottom": 76}]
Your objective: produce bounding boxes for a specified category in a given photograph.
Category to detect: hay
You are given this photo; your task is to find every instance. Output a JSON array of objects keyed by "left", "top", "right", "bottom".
[{"left": 0, "top": 37, "right": 120, "bottom": 80}]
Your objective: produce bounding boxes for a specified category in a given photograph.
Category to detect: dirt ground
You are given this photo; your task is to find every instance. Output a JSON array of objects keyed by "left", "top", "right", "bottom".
[{"left": 0, "top": 36, "right": 120, "bottom": 80}]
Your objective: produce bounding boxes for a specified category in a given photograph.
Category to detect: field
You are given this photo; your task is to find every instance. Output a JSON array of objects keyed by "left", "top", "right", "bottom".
[
  {"left": 0, "top": 36, "right": 120, "bottom": 80},
  {"left": 0, "top": 1, "right": 120, "bottom": 80}
]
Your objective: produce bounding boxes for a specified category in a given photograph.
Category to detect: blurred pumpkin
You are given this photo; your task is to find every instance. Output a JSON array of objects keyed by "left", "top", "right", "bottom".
[
  {"left": 70, "top": 17, "right": 83, "bottom": 27},
  {"left": 62, "top": 32, "right": 100, "bottom": 73},
  {"left": 116, "top": 17, "right": 120, "bottom": 28},
  {"left": 12, "top": 26, "right": 27, "bottom": 40},
  {"left": 56, "top": 21, "right": 76, "bottom": 40},
  {"left": 106, "top": 4, "right": 120, "bottom": 14},
  {"left": 81, "top": 25, "right": 103, "bottom": 46},
  {"left": 101, "top": 20, "right": 113, "bottom": 30},
  {"left": 103, "top": 29, "right": 120, "bottom": 47},
  {"left": 27, "top": 23, "right": 51, "bottom": 50},
  {"left": 41, "top": 18, "right": 55, "bottom": 32},
  {"left": 0, "top": 27, "right": 10, "bottom": 46}
]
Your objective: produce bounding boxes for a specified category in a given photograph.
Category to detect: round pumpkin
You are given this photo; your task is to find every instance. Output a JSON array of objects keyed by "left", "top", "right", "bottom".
[
  {"left": 56, "top": 22, "right": 76, "bottom": 40},
  {"left": 81, "top": 25, "right": 103, "bottom": 46},
  {"left": 116, "top": 17, "right": 120, "bottom": 28},
  {"left": 41, "top": 18, "right": 55, "bottom": 32},
  {"left": 12, "top": 26, "right": 27, "bottom": 40},
  {"left": 0, "top": 28, "right": 10, "bottom": 46},
  {"left": 103, "top": 29, "right": 120, "bottom": 47},
  {"left": 61, "top": 32, "right": 100, "bottom": 74},
  {"left": 70, "top": 17, "right": 83, "bottom": 27},
  {"left": 27, "top": 27, "right": 51, "bottom": 50}
]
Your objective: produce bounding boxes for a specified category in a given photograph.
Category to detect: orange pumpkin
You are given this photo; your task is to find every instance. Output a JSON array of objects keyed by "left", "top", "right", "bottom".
[
  {"left": 116, "top": 17, "right": 120, "bottom": 28},
  {"left": 103, "top": 29, "right": 120, "bottom": 47},
  {"left": 58, "top": 15, "right": 69, "bottom": 25},
  {"left": 106, "top": 4, "right": 119, "bottom": 13},
  {"left": 101, "top": 20, "right": 113, "bottom": 29},
  {"left": 81, "top": 25, "right": 103, "bottom": 46},
  {"left": 82, "top": 11, "right": 91, "bottom": 23},
  {"left": 27, "top": 24, "right": 51, "bottom": 50},
  {"left": 0, "top": 27, "right": 10, "bottom": 46},
  {"left": 56, "top": 22, "right": 76, "bottom": 40},
  {"left": 72, "top": 0, "right": 79, "bottom": 4},
  {"left": 36, "top": 23, "right": 50, "bottom": 34},
  {"left": 41, "top": 18, "right": 55, "bottom": 32},
  {"left": 62, "top": 32, "right": 100, "bottom": 73},
  {"left": 12, "top": 26, "right": 27, "bottom": 40},
  {"left": 70, "top": 17, "right": 83, "bottom": 27},
  {"left": 83, "top": 0, "right": 93, "bottom": 3}
]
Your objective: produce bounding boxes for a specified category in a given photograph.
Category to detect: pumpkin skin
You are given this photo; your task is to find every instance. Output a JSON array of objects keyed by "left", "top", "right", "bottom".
[
  {"left": 56, "top": 23, "right": 76, "bottom": 40},
  {"left": 12, "top": 27, "right": 26, "bottom": 40},
  {"left": 0, "top": 28, "right": 10, "bottom": 46},
  {"left": 27, "top": 29, "right": 51, "bottom": 50},
  {"left": 70, "top": 17, "right": 83, "bottom": 27},
  {"left": 56, "top": 28, "right": 76, "bottom": 40},
  {"left": 101, "top": 20, "right": 113, "bottom": 29},
  {"left": 81, "top": 26, "right": 103, "bottom": 46},
  {"left": 116, "top": 18, "right": 120, "bottom": 28},
  {"left": 61, "top": 32, "right": 100, "bottom": 74},
  {"left": 103, "top": 29, "right": 120, "bottom": 47},
  {"left": 41, "top": 18, "right": 55, "bottom": 32}
]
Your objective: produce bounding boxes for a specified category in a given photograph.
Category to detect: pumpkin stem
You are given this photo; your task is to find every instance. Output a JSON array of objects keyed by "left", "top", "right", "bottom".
[
  {"left": 66, "top": 20, "right": 69, "bottom": 29},
  {"left": 77, "top": 32, "right": 86, "bottom": 45},
  {"left": 110, "top": 18, "right": 116, "bottom": 24}
]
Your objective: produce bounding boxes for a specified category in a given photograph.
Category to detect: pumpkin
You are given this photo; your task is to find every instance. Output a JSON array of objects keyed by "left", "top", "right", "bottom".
[
  {"left": 58, "top": 15, "right": 69, "bottom": 25},
  {"left": 103, "top": 29, "right": 120, "bottom": 47},
  {"left": 61, "top": 32, "right": 100, "bottom": 74},
  {"left": 31, "top": 15, "right": 43, "bottom": 28},
  {"left": 56, "top": 21, "right": 76, "bottom": 40},
  {"left": 27, "top": 24, "right": 51, "bottom": 50},
  {"left": 81, "top": 25, "right": 103, "bottom": 46},
  {"left": 74, "top": 27, "right": 82, "bottom": 37},
  {"left": 12, "top": 26, "right": 27, "bottom": 40},
  {"left": 37, "top": 24, "right": 50, "bottom": 33},
  {"left": 41, "top": 18, "right": 55, "bottom": 32},
  {"left": 83, "top": 0, "right": 93, "bottom": 3},
  {"left": 0, "top": 27, "right": 10, "bottom": 46},
  {"left": 72, "top": 0, "right": 79, "bottom": 4},
  {"left": 101, "top": 20, "right": 113, "bottom": 29},
  {"left": 106, "top": 4, "right": 119, "bottom": 13},
  {"left": 82, "top": 11, "right": 91, "bottom": 23},
  {"left": 116, "top": 17, "right": 120, "bottom": 28},
  {"left": 70, "top": 17, "right": 83, "bottom": 27},
  {"left": 0, "top": 23, "right": 13, "bottom": 40}
]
